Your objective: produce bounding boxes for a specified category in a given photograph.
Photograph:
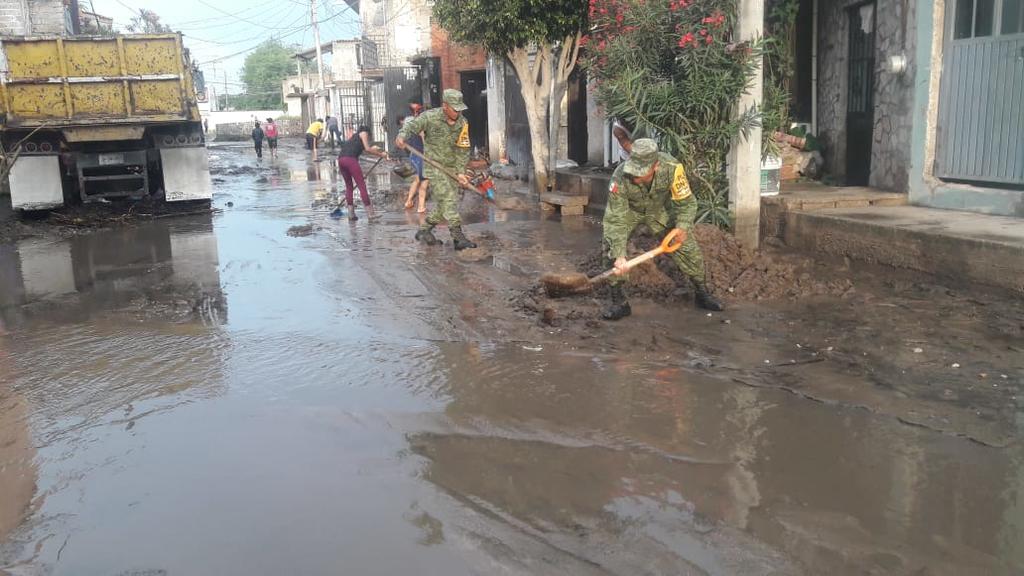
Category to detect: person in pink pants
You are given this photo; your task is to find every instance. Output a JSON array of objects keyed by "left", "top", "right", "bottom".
[{"left": 337, "top": 125, "right": 387, "bottom": 221}]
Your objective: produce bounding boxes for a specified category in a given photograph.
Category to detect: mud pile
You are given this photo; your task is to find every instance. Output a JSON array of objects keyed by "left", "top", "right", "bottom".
[
  {"left": 573, "top": 224, "right": 854, "bottom": 302},
  {"left": 695, "top": 225, "right": 854, "bottom": 300}
]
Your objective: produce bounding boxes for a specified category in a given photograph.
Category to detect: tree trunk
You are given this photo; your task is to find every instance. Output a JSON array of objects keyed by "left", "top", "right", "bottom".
[
  {"left": 508, "top": 45, "right": 550, "bottom": 194},
  {"left": 506, "top": 33, "right": 580, "bottom": 195},
  {"left": 547, "top": 33, "right": 580, "bottom": 187}
]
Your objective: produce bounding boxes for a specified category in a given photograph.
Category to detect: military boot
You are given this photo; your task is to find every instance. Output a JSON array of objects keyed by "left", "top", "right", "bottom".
[
  {"left": 693, "top": 280, "right": 725, "bottom": 311},
  {"left": 415, "top": 226, "right": 442, "bottom": 246},
  {"left": 450, "top": 226, "right": 477, "bottom": 251},
  {"left": 602, "top": 285, "right": 632, "bottom": 321}
]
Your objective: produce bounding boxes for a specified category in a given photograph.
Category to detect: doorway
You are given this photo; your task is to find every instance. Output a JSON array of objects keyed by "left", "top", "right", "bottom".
[
  {"left": 845, "top": 1, "right": 876, "bottom": 186},
  {"left": 566, "top": 67, "right": 588, "bottom": 165},
  {"left": 459, "top": 70, "right": 488, "bottom": 154}
]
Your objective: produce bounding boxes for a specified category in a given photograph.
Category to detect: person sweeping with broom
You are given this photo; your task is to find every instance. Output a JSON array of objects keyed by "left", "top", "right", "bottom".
[
  {"left": 601, "top": 138, "right": 724, "bottom": 320},
  {"left": 337, "top": 124, "right": 388, "bottom": 221},
  {"left": 395, "top": 89, "right": 476, "bottom": 250}
]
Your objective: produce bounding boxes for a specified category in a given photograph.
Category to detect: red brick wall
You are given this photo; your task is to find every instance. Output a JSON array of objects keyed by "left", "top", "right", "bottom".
[{"left": 430, "top": 25, "right": 487, "bottom": 90}]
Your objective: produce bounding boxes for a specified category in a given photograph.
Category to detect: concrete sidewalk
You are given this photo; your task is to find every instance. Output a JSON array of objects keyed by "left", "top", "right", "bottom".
[{"left": 780, "top": 205, "right": 1024, "bottom": 294}]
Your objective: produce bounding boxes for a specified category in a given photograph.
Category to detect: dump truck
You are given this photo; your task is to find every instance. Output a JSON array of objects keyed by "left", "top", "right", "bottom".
[{"left": 0, "top": 33, "right": 211, "bottom": 210}]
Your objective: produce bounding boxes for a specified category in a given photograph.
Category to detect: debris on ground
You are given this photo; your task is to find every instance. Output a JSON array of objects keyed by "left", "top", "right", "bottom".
[
  {"left": 493, "top": 195, "right": 531, "bottom": 211},
  {"left": 454, "top": 247, "right": 492, "bottom": 262},
  {"left": 570, "top": 224, "right": 855, "bottom": 303},
  {"left": 0, "top": 197, "right": 214, "bottom": 243},
  {"left": 287, "top": 224, "right": 315, "bottom": 237}
]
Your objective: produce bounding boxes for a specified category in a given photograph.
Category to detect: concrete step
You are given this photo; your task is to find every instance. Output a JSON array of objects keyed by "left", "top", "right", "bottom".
[
  {"left": 540, "top": 192, "right": 589, "bottom": 216},
  {"left": 781, "top": 206, "right": 1024, "bottom": 294},
  {"left": 769, "top": 182, "right": 908, "bottom": 211},
  {"left": 762, "top": 183, "right": 908, "bottom": 239}
]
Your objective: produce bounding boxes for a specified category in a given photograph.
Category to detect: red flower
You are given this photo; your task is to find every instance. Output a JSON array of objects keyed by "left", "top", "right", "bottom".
[
  {"left": 705, "top": 34, "right": 713, "bottom": 45},
  {"left": 702, "top": 11, "right": 726, "bottom": 27},
  {"left": 699, "top": 28, "right": 707, "bottom": 36},
  {"left": 678, "top": 32, "right": 696, "bottom": 48}
]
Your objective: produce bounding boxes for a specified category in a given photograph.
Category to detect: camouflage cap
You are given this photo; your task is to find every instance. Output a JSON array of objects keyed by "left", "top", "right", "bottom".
[
  {"left": 443, "top": 89, "right": 468, "bottom": 111},
  {"left": 623, "top": 138, "right": 659, "bottom": 177}
]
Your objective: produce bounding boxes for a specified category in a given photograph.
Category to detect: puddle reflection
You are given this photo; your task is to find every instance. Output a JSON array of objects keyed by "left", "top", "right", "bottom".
[{"left": 0, "top": 215, "right": 225, "bottom": 329}]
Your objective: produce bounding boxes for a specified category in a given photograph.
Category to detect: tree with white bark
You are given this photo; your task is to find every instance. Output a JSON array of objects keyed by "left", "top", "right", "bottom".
[{"left": 432, "top": 0, "right": 586, "bottom": 193}]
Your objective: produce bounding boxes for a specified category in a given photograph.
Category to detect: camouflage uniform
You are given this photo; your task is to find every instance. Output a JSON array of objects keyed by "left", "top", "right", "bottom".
[
  {"left": 397, "top": 101, "right": 471, "bottom": 229},
  {"left": 603, "top": 152, "right": 706, "bottom": 284}
]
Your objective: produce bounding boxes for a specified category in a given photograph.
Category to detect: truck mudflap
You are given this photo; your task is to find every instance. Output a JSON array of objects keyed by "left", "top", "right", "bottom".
[
  {"left": 160, "top": 146, "right": 212, "bottom": 202},
  {"left": 9, "top": 156, "right": 63, "bottom": 210}
]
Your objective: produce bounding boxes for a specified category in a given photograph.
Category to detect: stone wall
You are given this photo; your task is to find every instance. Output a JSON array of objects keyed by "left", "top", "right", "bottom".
[
  {"left": 0, "top": 0, "right": 67, "bottom": 35},
  {"left": 816, "top": 0, "right": 916, "bottom": 192},
  {"left": 213, "top": 118, "right": 305, "bottom": 142}
]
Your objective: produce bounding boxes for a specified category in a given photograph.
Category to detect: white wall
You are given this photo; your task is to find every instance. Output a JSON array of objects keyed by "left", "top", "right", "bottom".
[
  {"left": 361, "top": 0, "right": 431, "bottom": 67},
  {"left": 203, "top": 110, "right": 287, "bottom": 130},
  {"left": 331, "top": 41, "right": 362, "bottom": 82}
]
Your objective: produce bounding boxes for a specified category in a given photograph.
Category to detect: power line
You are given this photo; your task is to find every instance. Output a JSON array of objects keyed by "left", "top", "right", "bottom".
[
  {"left": 174, "top": 6, "right": 294, "bottom": 33},
  {"left": 196, "top": 0, "right": 312, "bottom": 31},
  {"left": 166, "top": 0, "right": 282, "bottom": 27}
]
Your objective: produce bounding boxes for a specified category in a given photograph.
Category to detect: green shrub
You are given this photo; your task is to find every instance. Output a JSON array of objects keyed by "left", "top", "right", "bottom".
[{"left": 583, "top": 0, "right": 763, "bottom": 228}]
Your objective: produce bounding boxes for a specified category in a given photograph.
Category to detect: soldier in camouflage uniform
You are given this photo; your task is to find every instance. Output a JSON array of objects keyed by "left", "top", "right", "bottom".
[
  {"left": 396, "top": 89, "right": 477, "bottom": 250},
  {"left": 602, "top": 139, "right": 724, "bottom": 320}
]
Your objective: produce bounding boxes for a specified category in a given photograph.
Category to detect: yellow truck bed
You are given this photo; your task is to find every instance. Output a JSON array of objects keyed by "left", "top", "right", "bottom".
[{"left": 0, "top": 34, "right": 200, "bottom": 128}]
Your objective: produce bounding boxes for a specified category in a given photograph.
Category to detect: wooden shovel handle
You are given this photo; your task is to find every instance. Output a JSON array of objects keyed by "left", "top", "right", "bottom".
[
  {"left": 405, "top": 146, "right": 463, "bottom": 185},
  {"left": 590, "top": 229, "right": 686, "bottom": 284}
]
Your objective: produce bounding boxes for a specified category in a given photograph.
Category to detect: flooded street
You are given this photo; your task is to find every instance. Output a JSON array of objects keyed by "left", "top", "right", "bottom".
[{"left": 1, "top": 143, "right": 1022, "bottom": 575}]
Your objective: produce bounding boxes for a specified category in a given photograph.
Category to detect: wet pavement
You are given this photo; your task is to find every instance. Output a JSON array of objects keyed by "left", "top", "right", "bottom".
[{"left": 1, "top": 142, "right": 1022, "bottom": 575}]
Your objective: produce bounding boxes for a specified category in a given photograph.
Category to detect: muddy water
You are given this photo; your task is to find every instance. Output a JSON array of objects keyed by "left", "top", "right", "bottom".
[{"left": 1, "top": 144, "right": 1021, "bottom": 575}]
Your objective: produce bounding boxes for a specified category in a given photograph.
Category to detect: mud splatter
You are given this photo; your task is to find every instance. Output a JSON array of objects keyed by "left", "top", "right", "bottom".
[
  {"left": 287, "top": 224, "right": 315, "bottom": 237},
  {"left": 455, "top": 247, "right": 492, "bottom": 262}
]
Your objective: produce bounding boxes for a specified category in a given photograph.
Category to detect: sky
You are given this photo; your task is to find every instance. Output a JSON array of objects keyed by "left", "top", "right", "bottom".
[{"left": 93, "top": 0, "right": 362, "bottom": 92}]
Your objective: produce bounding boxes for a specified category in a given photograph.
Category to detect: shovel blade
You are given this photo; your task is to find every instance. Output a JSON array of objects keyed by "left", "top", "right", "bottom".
[{"left": 540, "top": 272, "right": 591, "bottom": 298}]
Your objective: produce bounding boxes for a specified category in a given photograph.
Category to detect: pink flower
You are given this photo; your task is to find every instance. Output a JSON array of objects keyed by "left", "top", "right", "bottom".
[{"left": 678, "top": 32, "right": 696, "bottom": 48}]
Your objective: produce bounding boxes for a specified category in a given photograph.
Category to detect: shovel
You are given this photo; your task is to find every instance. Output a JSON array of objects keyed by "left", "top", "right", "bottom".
[
  {"left": 405, "top": 146, "right": 497, "bottom": 202},
  {"left": 540, "top": 229, "right": 685, "bottom": 297},
  {"left": 329, "top": 156, "right": 386, "bottom": 219}
]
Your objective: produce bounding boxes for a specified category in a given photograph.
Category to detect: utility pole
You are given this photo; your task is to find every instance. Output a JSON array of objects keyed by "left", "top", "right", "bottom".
[
  {"left": 210, "top": 63, "right": 218, "bottom": 111},
  {"left": 311, "top": 0, "right": 326, "bottom": 118},
  {"left": 727, "top": 0, "right": 764, "bottom": 249}
]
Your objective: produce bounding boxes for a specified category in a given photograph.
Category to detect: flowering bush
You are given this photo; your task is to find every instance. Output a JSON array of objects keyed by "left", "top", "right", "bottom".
[{"left": 582, "top": 0, "right": 762, "bottom": 227}]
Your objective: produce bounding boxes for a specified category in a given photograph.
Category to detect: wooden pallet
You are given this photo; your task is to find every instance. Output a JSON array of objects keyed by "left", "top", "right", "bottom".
[{"left": 540, "top": 192, "right": 588, "bottom": 216}]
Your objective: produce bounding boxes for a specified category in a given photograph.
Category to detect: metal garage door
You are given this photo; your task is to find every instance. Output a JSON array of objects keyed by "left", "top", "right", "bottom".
[{"left": 935, "top": 0, "right": 1024, "bottom": 186}]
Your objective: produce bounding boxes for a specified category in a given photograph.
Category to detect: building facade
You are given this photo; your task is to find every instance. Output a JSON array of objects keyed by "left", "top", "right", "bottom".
[
  {"left": 813, "top": 0, "right": 1023, "bottom": 216},
  {"left": 0, "top": 0, "right": 76, "bottom": 35}
]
